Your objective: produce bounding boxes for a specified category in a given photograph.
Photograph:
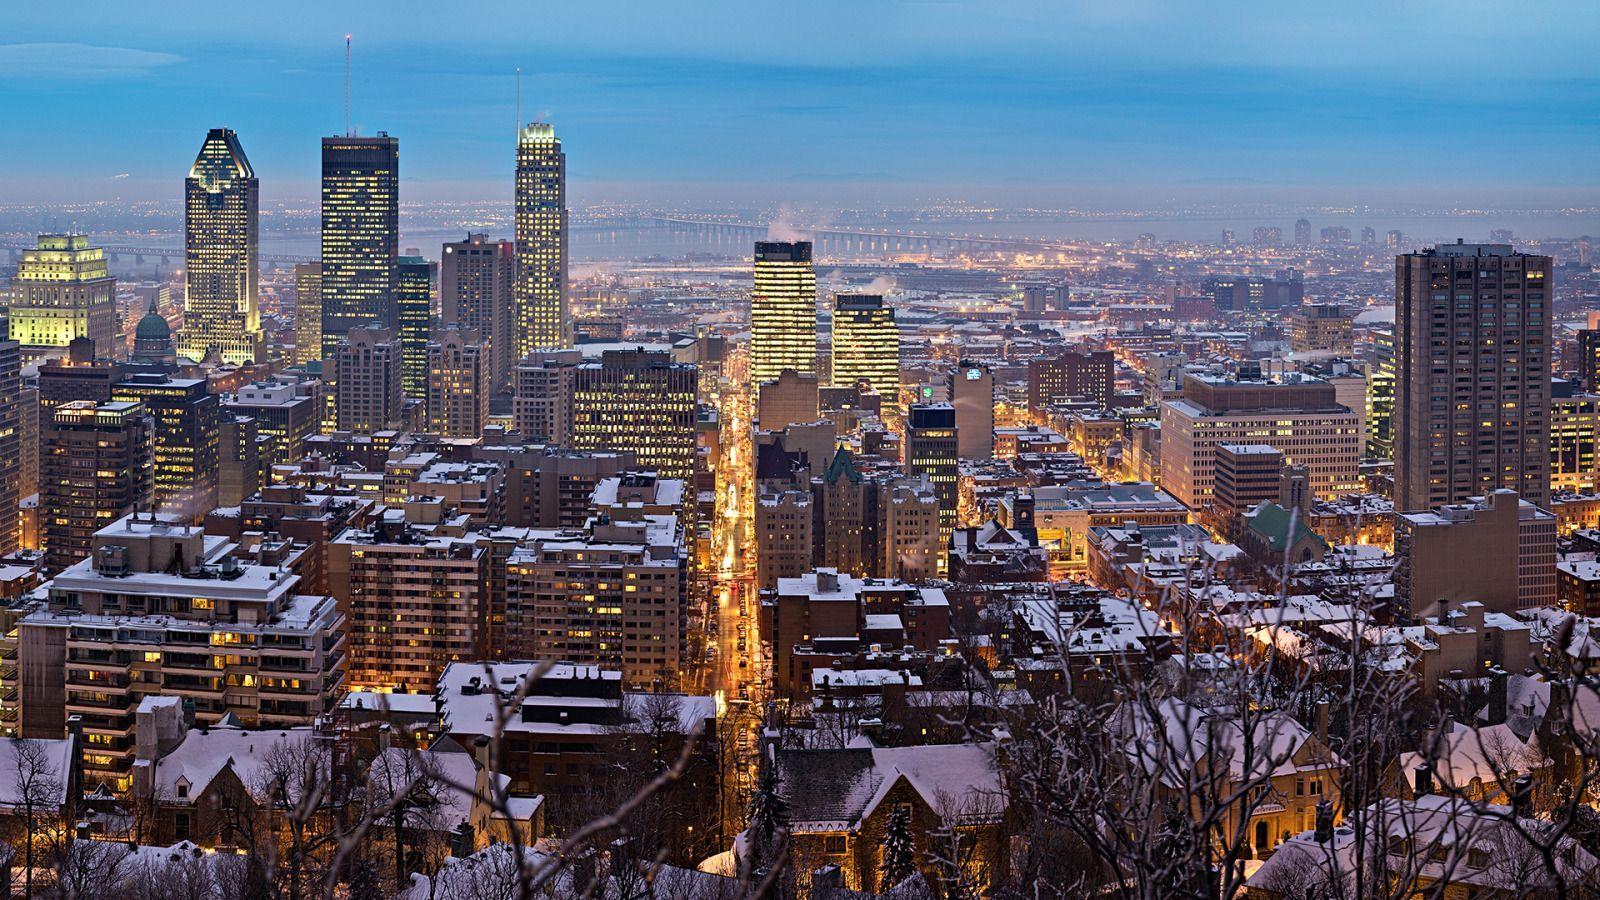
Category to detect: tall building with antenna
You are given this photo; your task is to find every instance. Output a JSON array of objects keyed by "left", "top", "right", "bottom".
[
  {"left": 514, "top": 121, "right": 569, "bottom": 355},
  {"left": 179, "top": 128, "right": 262, "bottom": 366},
  {"left": 320, "top": 133, "right": 399, "bottom": 357}
]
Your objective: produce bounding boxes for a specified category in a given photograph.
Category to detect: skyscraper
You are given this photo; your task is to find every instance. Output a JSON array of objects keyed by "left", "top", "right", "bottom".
[
  {"left": 396, "top": 255, "right": 435, "bottom": 399},
  {"left": 292, "top": 261, "right": 323, "bottom": 367},
  {"left": 514, "top": 122, "right": 568, "bottom": 355},
  {"left": 905, "top": 402, "right": 959, "bottom": 540},
  {"left": 749, "top": 241, "right": 818, "bottom": 392},
  {"left": 441, "top": 233, "right": 515, "bottom": 389},
  {"left": 179, "top": 128, "right": 262, "bottom": 365},
  {"left": 1394, "top": 241, "right": 1552, "bottom": 512},
  {"left": 111, "top": 373, "right": 219, "bottom": 522},
  {"left": 830, "top": 293, "right": 899, "bottom": 401},
  {"left": 426, "top": 327, "right": 489, "bottom": 438},
  {"left": 7, "top": 234, "right": 118, "bottom": 362},
  {"left": 1294, "top": 218, "right": 1312, "bottom": 246},
  {"left": 320, "top": 134, "right": 399, "bottom": 358}
]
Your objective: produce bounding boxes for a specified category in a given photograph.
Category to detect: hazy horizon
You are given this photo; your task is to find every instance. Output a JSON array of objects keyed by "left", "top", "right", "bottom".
[{"left": 3, "top": 1, "right": 1598, "bottom": 209}]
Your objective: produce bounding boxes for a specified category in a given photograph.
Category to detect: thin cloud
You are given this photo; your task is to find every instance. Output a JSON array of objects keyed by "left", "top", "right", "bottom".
[{"left": 0, "top": 42, "right": 183, "bottom": 79}]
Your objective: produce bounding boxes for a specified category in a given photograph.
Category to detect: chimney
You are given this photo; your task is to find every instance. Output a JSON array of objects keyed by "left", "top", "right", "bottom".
[
  {"left": 608, "top": 836, "right": 634, "bottom": 881},
  {"left": 1512, "top": 774, "right": 1534, "bottom": 819},
  {"left": 1313, "top": 800, "right": 1334, "bottom": 843},
  {"left": 1315, "top": 698, "right": 1329, "bottom": 747},
  {"left": 1413, "top": 763, "right": 1433, "bottom": 797},
  {"left": 1488, "top": 667, "right": 1508, "bottom": 725},
  {"left": 569, "top": 848, "right": 598, "bottom": 895},
  {"left": 377, "top": 723, "right": 393, "bottom": 754}
]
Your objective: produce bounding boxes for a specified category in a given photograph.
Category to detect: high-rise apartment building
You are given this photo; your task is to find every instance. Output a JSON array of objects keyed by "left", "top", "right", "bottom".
[
  {"left": 830, "top": 293, "right": 899, "bottom": 401},
  {"left": 514, "top": 122, "right": 568, "bottom": 354},
  {"left": 19, "top": 516, "right": 347, "bottom": 785},
  {"left": 111, "top": 373, "right": 218, "bottom": 523},
  {"left": 1394, "top": 242, "right": 1552, "bottom": 512},
  {"left": 1294, "top": 218, "right": 1312, "bottom": 245},
  {"left": 426, "top": 327, "right": 489, "bottom": 438},
  {"left": 328, "top": 523, "right": 488, "bottom": 693},
  {"left": 512, "top": 349, "right": 580, "bottom": 443},
  {"left": 749, "top": 241, "right": 818, "bottom": 392},
  {"left": 949, "top": 362, "right": 995, "bottom": 461},
  {"left": 292, "top": 262, "right": 323, "bottom": 366},
  {"left": 441, "top": 234, "right": 515, "bottom": 389},
  {"left": 179, "top": 128, "right": 262, "bottom": 365},
  {"left": 905, "top": 402, "right": 959, "bottom": 538},
  {"left": 506, "top": 515, "right": 685, "bottom": 689},
  {"left": 332, "top": 327, "right": 403, "bottom": 433},
  {"left": 571, "top": 349, "right": 698, "bottom": 480},
  {"left": 320, "top": 134, "right": 399, "bottom": 357},
  {"left": 41, "top": 400, "right": 153, "bottom": 574},
  {"left": 7, "top": 234, "right": 118, "bottom": 362},
  {"left": 396, "top": 255, "right": 435, "bottom": 399}
]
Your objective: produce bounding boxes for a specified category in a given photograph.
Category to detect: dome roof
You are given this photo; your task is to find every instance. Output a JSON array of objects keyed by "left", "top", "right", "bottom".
[{"left": 136, "top": 312, "right": 171, "bottom": 340}]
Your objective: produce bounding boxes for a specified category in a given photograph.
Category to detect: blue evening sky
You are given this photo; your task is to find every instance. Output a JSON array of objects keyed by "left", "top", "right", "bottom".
[{"left": 1, "top": 0, "right": 1597, "bottom": 207}]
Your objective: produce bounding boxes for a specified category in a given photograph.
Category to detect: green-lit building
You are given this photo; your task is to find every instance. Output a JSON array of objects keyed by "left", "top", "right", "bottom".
[{"left": 397, "top": 255, "right": 435, "bottom": 399}]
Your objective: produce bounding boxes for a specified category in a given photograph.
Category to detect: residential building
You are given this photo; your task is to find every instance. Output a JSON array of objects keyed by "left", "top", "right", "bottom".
[
  {"left": 441, "top": 233, "right": 515, "bottom": 388},
  {"left": 1394, "top": 242, "right": 1552, "bottom": 512},
  {"left": 426, "top": 328, "right": 489, "bottom": 438},
  {"left": 1288, "top": 304, "right": 1353, "bottom": 356},
  {"left": 506, "top": 515, "right": 686, "bottom": 688},
  {"left": 332, "top": 326, "right": 403, "bottom": 433},
  {"left": 512, "top": 349, "right": 579, "bottom": 442},
  {"left": 327, "top": 520, "right": 489, "bottom": 692},
  {"left": 19, "top": 515, "right": 347, "bottom": 788},
  {"left": 41, "top": 401, "right": 152, "bottom": 574}
]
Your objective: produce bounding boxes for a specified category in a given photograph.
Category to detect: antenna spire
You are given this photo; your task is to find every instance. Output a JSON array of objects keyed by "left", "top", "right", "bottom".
[
  {"left": 515, "top": 67, "right": 522, "bottom": 139},
  {"left": 344, "top": 34, "right": 352, "bottom": 137}
]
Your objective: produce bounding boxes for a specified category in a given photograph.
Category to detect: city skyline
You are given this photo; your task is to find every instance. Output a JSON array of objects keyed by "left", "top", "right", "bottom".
[{"left": 3, "top": 2, "right": 1598, "bottom": 207}]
